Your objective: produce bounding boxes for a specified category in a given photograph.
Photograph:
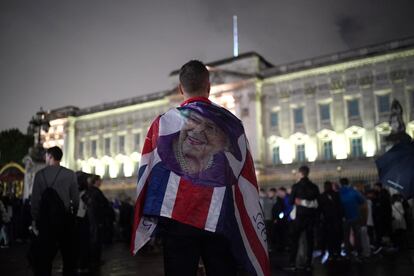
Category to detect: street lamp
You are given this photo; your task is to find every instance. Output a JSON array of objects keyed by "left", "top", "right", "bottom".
[{"left": 27, "top": 107, "right": 50, "bottom": 162}]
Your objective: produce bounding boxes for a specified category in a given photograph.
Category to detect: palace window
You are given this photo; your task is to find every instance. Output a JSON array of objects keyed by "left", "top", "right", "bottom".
[
  {"left": 91, "top": 140, "right": 97, "bottom": 157},
  {"left": 351, "top": 138, "right": 363, "bottom": 157},
  {"left": 320, "top": 104, "right": 330, "bottom": 121},
  {"left": 270, "top": 112, "right": 278, "bottom": 128},
  {"left": 79, "top": 141, "right": 84, "bottom": 158},
  {"left": 294, "top": 108, "right": 304, "bottom": 125},
  {"left": 296, "top": 144, "right": 306, "bottom": 162},
  {"left": 347, "top": 99, "right": 360, "bottom": 118},
  {"left": 323, "top": 141, "right": 333, "bottom": 160},
  {"left": 104, "top": 137, "right": 111, "bottom": 156},
  {"left": 134, "top": 133, "right": 141, "bottom": 150},
  {"left": 272, "top": 146, "right": 280, "bottom": 165},
  {"left": 377, "top": 94, "right": 390, "bottom": 114},
  {"left": 119, "top": 135, "right": 125, "bottom": 154}
]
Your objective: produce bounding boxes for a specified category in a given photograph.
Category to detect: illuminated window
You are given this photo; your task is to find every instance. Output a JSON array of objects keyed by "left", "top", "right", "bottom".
[
  {"left": 348, "top": 99, "right": 360, "bottom": 118},
  {"left": 294, "top": 108, "right": 304, "bottom": 125},
  {"left": 323, "top": 141, "right": 333, "bottom": 160},
  {"left": 377, "top": 94, "right": 390, "bottom": 114},
  {"left": 104, "top": 138, "right": 111, "bottom": 156},
  {"left": 91, "top": 140, "right": 97, "bottom": 157},
  {"left": 351, "top": 138, "right": 363, "bottom": 157},
  {"left": 320, "top": 104, "right": 330, "bottom": 121},
  {"left": 79, "top": 141, "right": 84, "bottom": 158},
  {"left": 270, "top": 112, "right": 278, "bottom": 127},
  {"left": 296, "top": 144, "right": 305, "bottom": 162},
  {"left": 272, "top": 146, "right": 280, "bottom": 165},
  {"left": 134, "top": 133, "right": 141, "bottom": 150},
  {"left": 119, "top": 135, "right": 125, "bottom": 154}
]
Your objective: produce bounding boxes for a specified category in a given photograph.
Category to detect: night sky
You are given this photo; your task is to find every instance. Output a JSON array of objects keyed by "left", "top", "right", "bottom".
[{"left": 1, "top": 0, "right": 414, "bottom": 132}]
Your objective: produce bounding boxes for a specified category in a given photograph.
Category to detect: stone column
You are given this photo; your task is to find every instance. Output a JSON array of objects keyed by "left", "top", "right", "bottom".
[
  {"left": 63, "top": 116, "right": 76, "bottom": 170},
  {"left": 255, "top": 82, "right": 265, "bottom": 167},
  {"left": 330, "top": 88, "right": 347, "bottom": 159},
  {"left": 330, "top": 90, "right": 346, "bottom": 133},
  {"left": 279, "top": 90, "right": 291, "bottom": 138},
  {"left": 261, "top": 93, "right": 270, "bottom": 166},
  {"left": 233, "top": 93, "right": 243, "bottom": 120},
  {"left": 279, "top": 90, "right": 294, "bottom": 163},
  {"left": 361, "top": 84, "right": 377, "bottom": 156},
  {"left": 245, "top": 88, "right": 261, "bottom": 166},
  {"left": 305, "top": 87, "right": 317, "bottom": 135},
  {"left": 305, "top": 87, "right": 318, "bottom": 161},
  {"left": 126, "top": 118, "right": 133, "bottom": 155}
]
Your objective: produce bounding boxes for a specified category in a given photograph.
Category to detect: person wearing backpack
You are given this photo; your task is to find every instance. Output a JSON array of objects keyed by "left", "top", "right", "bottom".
[{"left": 31, "top": 146, "right": 79, "bottom": 276}]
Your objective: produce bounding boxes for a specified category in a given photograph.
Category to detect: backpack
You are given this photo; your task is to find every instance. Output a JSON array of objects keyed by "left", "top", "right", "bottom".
[{"left": 37, "top": 168, "right": 66, "bottom": 233}]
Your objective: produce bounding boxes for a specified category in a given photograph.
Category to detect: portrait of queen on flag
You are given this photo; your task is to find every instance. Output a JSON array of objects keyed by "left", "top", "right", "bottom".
[{"left": 131, "top": 99, "right": 270, "bottom": 276}]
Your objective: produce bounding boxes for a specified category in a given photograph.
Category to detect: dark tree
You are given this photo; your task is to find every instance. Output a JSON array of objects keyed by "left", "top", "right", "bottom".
[{"left": 0, "top": 129, "right": 33, "bottom": 167}]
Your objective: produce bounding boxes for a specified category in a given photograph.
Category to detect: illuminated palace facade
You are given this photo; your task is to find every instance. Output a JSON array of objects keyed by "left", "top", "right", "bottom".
[{"left": 38, "top": 37, "right": 414, "bottom": 195}]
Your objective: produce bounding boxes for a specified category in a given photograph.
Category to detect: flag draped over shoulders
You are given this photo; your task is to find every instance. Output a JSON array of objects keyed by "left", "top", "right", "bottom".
[{"left": 131, "top": 100, "right": 270, "bottom": 276}]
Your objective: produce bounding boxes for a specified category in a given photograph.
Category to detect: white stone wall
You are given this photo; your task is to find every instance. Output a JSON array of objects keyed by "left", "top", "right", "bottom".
[{"left": 262, "top": 49, "right": 414, "bottom": 169}]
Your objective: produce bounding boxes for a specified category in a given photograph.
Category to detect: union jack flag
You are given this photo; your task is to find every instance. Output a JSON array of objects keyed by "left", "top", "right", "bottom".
[{"left": 131, "top": 99, "right": 270, "bottom": 276}]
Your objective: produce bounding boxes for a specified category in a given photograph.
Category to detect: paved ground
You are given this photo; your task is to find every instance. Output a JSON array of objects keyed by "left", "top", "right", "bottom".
[{"left": 1, "top": 241, "right": 414, "bottom": 276}]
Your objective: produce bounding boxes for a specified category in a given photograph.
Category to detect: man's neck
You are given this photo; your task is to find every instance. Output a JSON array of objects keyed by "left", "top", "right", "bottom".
[{"left": 180, "top": 96, "right": 211, "bottom": 106}]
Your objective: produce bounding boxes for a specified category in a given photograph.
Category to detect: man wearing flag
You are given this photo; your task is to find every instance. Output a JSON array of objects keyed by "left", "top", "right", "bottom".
[{"left": 131, "top": 60, "right": 270, "bottom": 276}]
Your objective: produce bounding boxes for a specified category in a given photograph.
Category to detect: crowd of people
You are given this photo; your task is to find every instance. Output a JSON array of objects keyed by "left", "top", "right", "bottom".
[
  {"left": 260, "top": 165, "right": 414, "bottom": 271},
  {"left": 0, "top": 186, "right": 32, "bottom": 249},
  {"left": 0, "top": 150, "right": 136, "bottom": 275},
  {"left": 1, "top": 163, "right": 413, "bottom": 274}
]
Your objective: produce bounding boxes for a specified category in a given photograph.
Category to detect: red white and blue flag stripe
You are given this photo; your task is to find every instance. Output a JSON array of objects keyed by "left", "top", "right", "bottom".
[{"left": 131, "top": 99, "right": 270, "bottom": 276}]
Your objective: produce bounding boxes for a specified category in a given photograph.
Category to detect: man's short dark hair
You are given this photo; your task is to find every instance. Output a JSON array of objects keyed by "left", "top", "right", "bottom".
[
  {"left": 179, "top": 60, "right": 209, "bottom": 95},
  {"left": 339, "top": 178, "right": 349, "bottom": 186},
  {"left": 88, "top": 174, "right": 101, "bottom": 185},
  {"left": 324, "top": 181, "right": 333, "bottom": 192},
  {"left": 278, "top": 187, "right": 287, "bottom": 192},
  {"left": 269, "top": 188, "right": 277, "bottom": 192},
  {"left": 298, "top": 166, "right": 310, "bottom": 177},
  {"left": 46, "top": 146, "right": 63, "bottom": 161}
]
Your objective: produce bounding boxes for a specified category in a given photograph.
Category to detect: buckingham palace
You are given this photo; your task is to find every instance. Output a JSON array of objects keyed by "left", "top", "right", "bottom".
[{"left": 34, "top": 37, "right": 414, "bottom": 196}]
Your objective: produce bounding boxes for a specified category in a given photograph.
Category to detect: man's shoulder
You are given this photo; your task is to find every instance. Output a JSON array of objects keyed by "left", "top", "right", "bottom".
[
  {"left": 291, "top": 182, "right": 300, "bottom": 189},
  {"left": 309, "top": 181, "right": 319, "bottom": 190},
  {"left": 59, "top": 166, "right": 75, "bottom": 174},
  {"left": 42, "top": 166, "right": 75, "bottom": 177},
  {"left": 55, "top": 165, "right": 75, "bottom": 175}
]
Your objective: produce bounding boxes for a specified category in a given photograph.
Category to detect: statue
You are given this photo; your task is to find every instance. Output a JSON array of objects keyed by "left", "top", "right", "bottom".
[{"left": 386, "top": 99, "right": 412, "bottom": 144}]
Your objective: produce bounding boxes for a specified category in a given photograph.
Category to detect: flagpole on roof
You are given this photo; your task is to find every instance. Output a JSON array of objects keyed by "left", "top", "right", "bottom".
[{"left": 233, "top": 15, "right": 239, "bottom": 57}]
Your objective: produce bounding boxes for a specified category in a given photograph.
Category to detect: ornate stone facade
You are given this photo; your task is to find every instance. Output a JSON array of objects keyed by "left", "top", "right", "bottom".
[{"left": 37, "top": 37, "right": 414, "bottom": 195}]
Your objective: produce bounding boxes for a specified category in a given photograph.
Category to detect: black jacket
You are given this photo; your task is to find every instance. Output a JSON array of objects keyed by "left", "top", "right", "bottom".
[
  {"left": 290, "top": 177, "right": 320, "bottom": 219},
  {"left": 319, "top": 190, "right": 343, "bottom": 222}
]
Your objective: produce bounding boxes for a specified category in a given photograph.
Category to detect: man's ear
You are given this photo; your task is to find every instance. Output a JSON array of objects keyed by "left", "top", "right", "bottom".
[
  {"left": 206, "top": 82, "right": 211, "bottom": 97},
  {"left": 178, "top": 84, "right": 184, "bottom": 96}
]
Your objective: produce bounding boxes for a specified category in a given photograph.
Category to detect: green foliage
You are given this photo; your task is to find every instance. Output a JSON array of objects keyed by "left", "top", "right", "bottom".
[{"left": 0, "top": 129, "right": 34, "bottom": 167}]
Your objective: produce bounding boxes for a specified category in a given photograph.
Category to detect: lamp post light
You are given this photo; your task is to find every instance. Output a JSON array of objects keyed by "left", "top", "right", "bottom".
[
  {"left": 27, "top": 107, "right": 50, "bottom": 162},
  {"left": 336, "top": 165, "right": 342, "bottom": 179}
]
